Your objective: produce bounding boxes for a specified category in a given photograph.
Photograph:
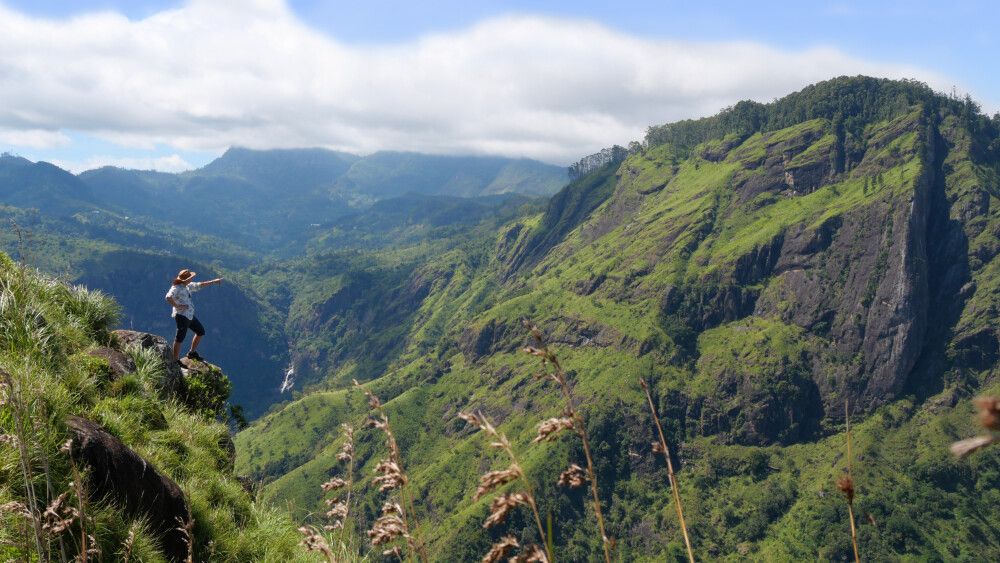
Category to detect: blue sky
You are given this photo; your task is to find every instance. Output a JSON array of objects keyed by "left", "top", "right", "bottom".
[{"left": 1, "top": 1, "right": 996, "bottom": 171}]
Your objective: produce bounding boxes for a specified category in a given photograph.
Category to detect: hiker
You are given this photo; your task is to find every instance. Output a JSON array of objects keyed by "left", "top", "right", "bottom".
[{"left": 165, "top": 268, "right": 223, "bottom": 363}]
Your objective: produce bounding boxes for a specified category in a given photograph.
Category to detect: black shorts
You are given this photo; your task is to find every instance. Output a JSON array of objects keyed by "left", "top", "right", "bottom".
[{"left": 174, "top": 315, "right": 205, "bottom": 342}]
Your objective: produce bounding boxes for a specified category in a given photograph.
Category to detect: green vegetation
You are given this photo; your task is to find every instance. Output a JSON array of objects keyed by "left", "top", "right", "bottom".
[
  {"left": 237, "top": 77, "right": 1000, "bottom": 560},
  {"left": 6, "top": 76, "right": 1000, "bottom": 560},
  {"left": 0, "top": 255, "right": 313, "bottom": 562}
]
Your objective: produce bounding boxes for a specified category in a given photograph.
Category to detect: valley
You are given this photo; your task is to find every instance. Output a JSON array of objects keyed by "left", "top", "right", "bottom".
[{"left": 3, "top": 76, "right": 1000, "bottom": 561}]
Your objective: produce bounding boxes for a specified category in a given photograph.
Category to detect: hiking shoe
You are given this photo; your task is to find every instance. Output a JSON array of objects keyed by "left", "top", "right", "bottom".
[{"left": 186, "top": 351, "right": 204, "bottom": 361}]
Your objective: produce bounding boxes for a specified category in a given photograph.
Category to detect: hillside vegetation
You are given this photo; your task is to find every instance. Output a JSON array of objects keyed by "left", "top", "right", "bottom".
[
  {"left": 0, "top": 254, "right": 314, "bottom": 562},
  {"left": 237, "top": 77, "right": 1000, "bottom": 561}
]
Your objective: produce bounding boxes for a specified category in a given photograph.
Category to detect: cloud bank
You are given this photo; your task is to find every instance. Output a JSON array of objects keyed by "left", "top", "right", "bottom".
[
  {"left": 51, "top": 154, "right": 194, "bottom": 174},
  {"left": 0, "top": 0, "right": 952, "bottom": 168}
]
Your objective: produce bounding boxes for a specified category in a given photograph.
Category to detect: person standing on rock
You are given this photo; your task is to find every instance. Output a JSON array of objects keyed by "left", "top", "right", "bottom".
[{"left": 165, "top": 269, "right": 223, "bottom": 363}]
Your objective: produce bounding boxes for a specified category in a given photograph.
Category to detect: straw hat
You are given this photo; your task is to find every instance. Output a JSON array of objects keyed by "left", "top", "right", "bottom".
[{"left": 173, "top": 269, "right": 197, "bottom": 284}]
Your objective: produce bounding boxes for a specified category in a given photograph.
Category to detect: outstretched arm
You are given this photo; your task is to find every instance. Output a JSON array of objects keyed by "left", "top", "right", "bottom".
[{"left": 204, "top": 278, "right": 224, "bottom": 286}]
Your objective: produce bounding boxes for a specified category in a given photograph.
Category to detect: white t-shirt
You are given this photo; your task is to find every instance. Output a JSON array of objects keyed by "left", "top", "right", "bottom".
[{"left": 165, "top": 282, "right": 204, "bottom": 319}]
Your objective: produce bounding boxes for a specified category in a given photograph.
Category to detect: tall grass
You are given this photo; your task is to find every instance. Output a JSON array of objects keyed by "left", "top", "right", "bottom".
[
  {"left": 837, "top": 402, "right": 860, "bottom": 563},
  {"left": 459, "top": 410, "right": 553, "bottom": 562},
  {"left": 354, "top": 380, "right": 426, "bottom": 562},
  {"left": 0, "top": 255, "right": 312, "bottom": 562},
  {"left": 639, "top": 378, "right": 694, "bottom": 563},
  {"left": 522, "top": 321, "right": 613, "bottom": 563}
]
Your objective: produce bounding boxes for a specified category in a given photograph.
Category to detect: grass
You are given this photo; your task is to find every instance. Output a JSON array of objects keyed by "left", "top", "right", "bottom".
[{"left": 0, "top": 256, "right": 321, "bottom": 562}]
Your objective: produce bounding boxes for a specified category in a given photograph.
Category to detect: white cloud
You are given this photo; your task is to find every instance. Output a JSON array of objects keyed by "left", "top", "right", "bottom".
[
  {"left": 52, "top": 154, "right": 194, "bottom": 174},
  {"left": 0, "top": 0, "right": 958, "bottom": 165},
  {"left": 0, "top": 128, "right": 71, "bottom": 149}
]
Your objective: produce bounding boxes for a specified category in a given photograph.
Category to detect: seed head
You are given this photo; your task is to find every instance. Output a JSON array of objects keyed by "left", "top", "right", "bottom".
[
  {"left": 458, "top": 411, "right": 484, "bottom": 429},
  {"left": 475, "top": 466, "right": 522, "bottom": 500},
  {"left": 336, "top": 424, "right": 355, "bottom": 462},
  {"left": 483, "top": 492, "right": 528, "bottom": 528},
  {"left": 512, "top": 544, "right": 550, "bottom": 562},
  {"left": 557, "top": 464, "right": 587, "bottom": 488},
  {"left": 320, "top": 477, "right": 348, "bottom": 492},
  {"left": 974, "top": 396, "right": 1000, "bottom": 430},
  {"left": 354, "top": 379, "right": 382, "bottom": 409},
  {"left": 836, "top": 475, "right": 855, "bottom": 504},
  {"left": 368, "top": 505, "right": 408, "bottom": 547},
  {"left": 950, "top": 435, "right": 997, "bottom": 458},
  {"left": 482, "top": 535, "right": 519, "bottom": 563},
  {"left": 373, "top": 459, "right": 408, "bottom": 492},
  {"left": 298, "top": 526, "right": 334, "bottom": 558},
  {"left": 0, "top": 501, "right": 30, "bottom": 519},
  {"left": 325, "top": 500, "right": 348, "bottom": 521},
  {"left": 534, "top": 417, "right": 575, "bottom": 443},
  {"left": 41, "top": 492, "right": 78, "bottom": 535}
]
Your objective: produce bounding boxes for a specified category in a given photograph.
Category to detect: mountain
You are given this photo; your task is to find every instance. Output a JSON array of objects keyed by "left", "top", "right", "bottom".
[
  {"left": 4, "top": 76, "right": 1000, "bottom": 560},
  {"left": 235, "top": 77, "right": 1000, "bottom": 560},
  {"left": 76, "top": 148, "right": 567, "bottom": 252},
  {"left": 192, "top": 146, "right": 360, "bottom": 188},
  {"left": 2, "top": 148, "right": 563, "bottom": 415},
  {"left": 330, "top": 151, "right": 568, "bottom": 200},
  {"left": 0, "top": 153, "right": 98, "bottom": 215}
]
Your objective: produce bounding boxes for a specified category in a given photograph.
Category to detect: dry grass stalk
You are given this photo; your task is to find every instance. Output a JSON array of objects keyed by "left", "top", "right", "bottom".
[
  {"left": 61, "top": 437, "right": 99, "bottom": 563},
  {"left": 950, "top": 396, "right": 1000, "bottom": 458},
  {"left": 458, "top": 410, "right": 552, "bottom": 563},
  {"left": 323, "top": 423, "right": 356, "bottom": 531},
  {"left": 1, "top": 367, "right": 47, "bottom": 558},
  {"left": 300, "top": 423, "right": 358, "bottom": 562},
  {"left": 482, "top": 535, "right": 519, "bottom": 563},
  {"left": 838, "top": 401, "right": 860, "bottom": 563},
  {"left": 354, "top": 380, "right": 426, "bottom": 563},
  {"left": 522, "top": 320, "right": 612, "bottom": 563},
  {"left": 299, "top": 525, "right": 337, "bottom": 562},
  {"left": 176, "top": 513, "right": 195, "bottom": 563},
  {"left": 639, "top": 379, "right": 694, "bottom": 563},
  {"left": 121, "top": 526, "right": 137, "bottom": 563}
]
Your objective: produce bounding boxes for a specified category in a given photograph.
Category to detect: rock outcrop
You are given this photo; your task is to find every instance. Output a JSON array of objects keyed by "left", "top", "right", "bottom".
[
  {"left": 85, "top": 347, "right": 135, "bottom": 379},
  {"left": 66, "top": 416, "right": 189, "bottom": 562},
  {"left": 113, "top": 329, "right": 182, "bottom": 396}
]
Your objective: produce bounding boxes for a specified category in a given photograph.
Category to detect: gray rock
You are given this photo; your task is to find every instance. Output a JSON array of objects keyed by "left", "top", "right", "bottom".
[
  {"left": 85, "top": 346, "right": 135, "bottom": 379},
  {"left": 113, "top": 330, "right": 182, "bottom": 396}
]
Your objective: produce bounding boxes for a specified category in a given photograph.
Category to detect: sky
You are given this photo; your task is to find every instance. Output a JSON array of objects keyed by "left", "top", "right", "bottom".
[{"left": 0, "top": 0, "right": 997, "bottom": 173}]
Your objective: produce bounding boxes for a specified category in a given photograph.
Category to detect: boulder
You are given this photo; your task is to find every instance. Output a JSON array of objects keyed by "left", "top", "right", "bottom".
[
  {"left": 113, "top": 330, "right": 182, "bottom": 396},
  {"left": 66, "top": 416, "right": 189, "bottom": 562},
  {"left": 85, "top": 347, "right": 135, "bottom": 379}
]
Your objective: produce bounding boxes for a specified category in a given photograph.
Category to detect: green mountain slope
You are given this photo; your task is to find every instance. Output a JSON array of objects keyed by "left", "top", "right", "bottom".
[
  {"left": 331, "top": 151, "right": 567, "bottom": 201},
  {"left": 236, "top": 77, "right": 1000, "bottom": 560}
]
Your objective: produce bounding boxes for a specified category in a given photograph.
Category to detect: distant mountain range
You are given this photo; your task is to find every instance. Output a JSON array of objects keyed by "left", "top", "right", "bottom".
[{"left": 0, "top": 146, "right": 564, "bottom": 413}]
